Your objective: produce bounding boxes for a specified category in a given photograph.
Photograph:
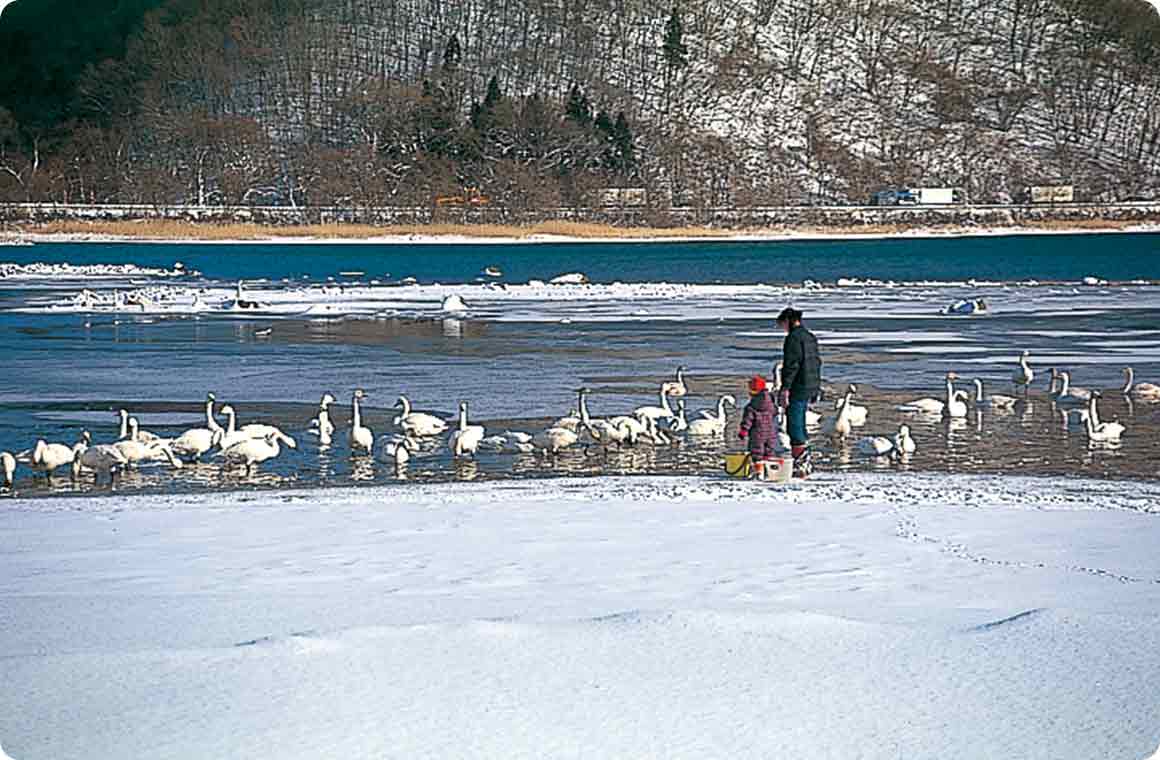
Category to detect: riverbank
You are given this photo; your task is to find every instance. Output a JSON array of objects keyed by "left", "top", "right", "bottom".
[
  {"left": 3, "top": 211, "right": 1160, "bottom": 246},
  {"left": 2, "top": 474, "right": 1158, "bottom": 759}
]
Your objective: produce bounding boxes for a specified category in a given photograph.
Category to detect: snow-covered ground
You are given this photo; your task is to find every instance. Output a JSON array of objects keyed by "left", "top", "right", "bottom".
[{"left": 2, "top": 473, "right": 1159, "bottom": 759}]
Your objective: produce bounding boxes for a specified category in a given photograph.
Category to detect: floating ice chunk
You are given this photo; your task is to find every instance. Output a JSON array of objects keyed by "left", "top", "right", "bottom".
[
  {"left": 1082, "top": 276, "right": 1108, "bottom": 286},
  {"left": 549, "top": 272, "right": 589, "bottom": 285},
  {"left": 441, "top": 294, "right": 469, "bottom": 312}
]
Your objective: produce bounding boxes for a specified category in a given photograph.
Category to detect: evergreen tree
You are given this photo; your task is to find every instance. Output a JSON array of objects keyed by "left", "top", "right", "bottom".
[
  {"left": 662, "top": 7, "right": 688, "bottom": 73},
  {"left": 564, "top": 84, "right": 592, "bottom": 127},
  {"left": 442, "top": 34, "right": 462, "bottom": 72},
  {"left": 484, "top": 75, "right": 503, "bottom": 110},
  {"left": 613, "top": 111, "right": 635, "bottom": 172}
]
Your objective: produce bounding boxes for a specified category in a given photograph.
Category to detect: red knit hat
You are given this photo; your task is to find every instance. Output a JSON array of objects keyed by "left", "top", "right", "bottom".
[{"left": 748, "top": 375, "right": 767, "bottom": 394}]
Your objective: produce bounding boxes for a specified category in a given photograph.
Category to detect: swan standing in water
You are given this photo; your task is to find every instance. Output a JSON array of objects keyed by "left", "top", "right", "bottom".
[
  {"left": 350, "top": 389, "right": 374, "bottom": 454},
  {"left": 687, "top": 395, "right": 736, "bottom": 437},
  {"left": 114, "top": 418, "right": 183, "bottom": 469},
  {"left": 972, "top": 379, "right": 1017, "bottom": 410},
  {"left": 825, "top": 390, "right": 857, "bottom": 438},
  {"left": 171, "top": 393, "right": 225, "bottom": 460},
  {"left": 448, "top": 401, "right": 485, "bottom": 458},
  {"left": 71, "top": 433, "right": 130, "bottom": 484},
  {"left": 23, "top": 437, "right": 80, "bottom": 481},
  {"left": 1054, "top": 371, "right": 1092, "bottom": 407},
  {"left": 660, "top": 366, "right": 688, "bottom": 398},
  {"left": 118, "top": 408, "right": 162, "bottom": 443},
  {"left": 898, "top": 374, "right": 956, "bottom": 416},
  {"left": 634, "top": 386, "right": 676, "bottom": 424},
  {"left": 1083, "top": 393, "right": 1125, "bottom": 443},
  {"left": 663, "top": 399, "right": 689, "bottom": 433},
  {"left": 394, "top": 395, "right": 448, "bottom": 437},
  {"left": 1, "top": 451, "right": 15, "bottom": 488},
  {"left": 1122, "top": 367, "right": 1160, "bottom": 400},
  {"left": 221, "top": 431, "right": 295, "bottom": 472},
  {"left": 833, "top": 384, "right": 868, "bottom": 426},
  {"left": 1012, "top": 350, "right": 1035, "bottom": 395},
  {"left": 944, "top": 376, "right": 969, "bottom": 419},
  {"left": 893, "top": 424, "right": 917, "bottom": 455},
  {"left": 309, "top": 393, "right": 337, "bottom": 446},
  {"left": 380, "top": 434, "right": 419, "bottom": 469}
]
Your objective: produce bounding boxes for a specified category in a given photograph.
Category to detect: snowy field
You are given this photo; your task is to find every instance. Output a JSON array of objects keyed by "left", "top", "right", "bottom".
[{"left": 3, "top": 473, "right": 1160, "bottom": 759}]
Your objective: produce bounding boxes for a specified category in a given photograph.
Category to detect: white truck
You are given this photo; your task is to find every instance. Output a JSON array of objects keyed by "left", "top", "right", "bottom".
[{"left": 909, "top": 187, "right": 955, "bottom": 205}]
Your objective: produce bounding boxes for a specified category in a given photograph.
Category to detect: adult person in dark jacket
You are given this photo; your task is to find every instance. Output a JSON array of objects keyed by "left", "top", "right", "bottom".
[{"left": 776, "top": 307, "right": 821, "bottom": 476}]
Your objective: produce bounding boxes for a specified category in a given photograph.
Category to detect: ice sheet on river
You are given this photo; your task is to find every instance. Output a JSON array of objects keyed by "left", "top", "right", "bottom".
[{"left": 8, "top": 273, "right": 1160, "bottom": 325}]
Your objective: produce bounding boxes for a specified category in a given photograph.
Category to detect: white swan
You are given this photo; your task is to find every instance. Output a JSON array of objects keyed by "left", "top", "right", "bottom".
[
  {"left": 585, "top": 417, "right": 635, "bottom": 449},
  {"left": 634, "top": 386, "right": 675, "bottom": 423},
  {"left": 118, "top": 408, "right": 162, "bottom": 443},
  {"left": 1, "top": 451, "right": 15, "bottom": 488},
  {"left": 898, "top": 374, "right": 956, "bottom": 415},
  {"left": 215, "top": 405, "right": 248, "bottom": 450},
  {"left": 114, "top": 418, "right": 183, "bottom": 468},
  {"left": 825, "top": 391, "right": 856, "bottom": 438},
  {"left": 687, "top": 394, "right": 736, "bottom": 436},
  {"left": 350, "top": 389, "right": 374, "bottom": 453},
  {"left": 972, "top": 378, "right": 1017, "bottom": 410},
  {"left": 71, "top": 434, "right": 130, "bottom": 483},
  {"left": 1054, "top": 371, "right": 1092, "bottom": 407},
  {"left": 856, "top": 435, "right": 894, "bottom": 457},
  {"left": 502, "top": 430, "right": 533, "bottom": 445},
  {"left": 771, "top": 361, "right": 783, "bottom": 392},
  {"left": 835, "top": 384, "right": 868, "bottom": 426},
  {"left": 944, "top": 378, "right": 969, "bottom": 419},
  {"left": 170, "top": 393, "right": 225, "bottom": 460},
  {"left": 663, "top": 399, "right": 689, "bottom": 433},
  {"left": 536, "top": 425, "right": 581, "bottom": 454},
  {"left": 893, "top": 424, "right": 917, "bottom": 455},
  {"left": 309, "top": 393, "right": 337, "bottom": 446},
  {"left": 379, "top": 434, "right": 418, "bottom": 468},
  {"left": 1123, "top": 367, "right": 1160, "bottom": 400},
  {"left": 660, "top": 366, "right": 688, "bottom": 398},
  {"left": 605, "top": 414, "right": 649, "bottom": 443},
  {"left": 26, "top": 438, "right": 78, "bottom": 480},
  {"left": 221, "top": 431, "right": 294, "bottom": 472},
  {"left": 394, "top": 395, "right": 448, "bottom": 437},
  {"left": 1012, "top": 350, "right": 1035, "bottom": 395},
  {"left": 448, "top": 401, "right": 485, "bottom": 458},
  {"left": 1083, "top": 393, "right": 1125, "bottom": 443}
]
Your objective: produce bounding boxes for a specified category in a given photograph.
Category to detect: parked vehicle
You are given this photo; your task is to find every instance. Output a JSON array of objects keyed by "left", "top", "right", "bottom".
[{"left": 871, "top": 187, "right": 956, "bottom": 206}]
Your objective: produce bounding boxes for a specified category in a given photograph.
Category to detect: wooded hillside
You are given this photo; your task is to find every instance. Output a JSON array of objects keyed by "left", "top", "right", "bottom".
[{"left": 2, "top": 0, "right": 1160, "bottom": 209}]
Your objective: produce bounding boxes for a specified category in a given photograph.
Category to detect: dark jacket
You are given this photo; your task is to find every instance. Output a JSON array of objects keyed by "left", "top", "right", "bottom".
[
  {"left": 781, "top": 324, "right": 821, "bottom": 400},
  {"left": 739, "top": 390, "right": 778, "bottom": 453}
]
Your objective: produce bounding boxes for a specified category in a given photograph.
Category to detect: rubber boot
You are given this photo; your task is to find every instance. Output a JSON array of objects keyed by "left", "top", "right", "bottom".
[{"left": 791, "top": 445, "right": 812, "bottom": 479}]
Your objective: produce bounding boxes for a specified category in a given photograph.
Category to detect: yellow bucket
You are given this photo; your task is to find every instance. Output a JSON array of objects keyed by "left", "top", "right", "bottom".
[
  {"left": 724, "top": 452, "right": 753, "bottom": 478},
  {"left": 724, "top": 454, "right": 792, "bottom": 483}
]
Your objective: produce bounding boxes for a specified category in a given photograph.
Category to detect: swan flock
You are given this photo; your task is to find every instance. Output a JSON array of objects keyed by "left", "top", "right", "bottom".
[{"left": 0, "top": 357, "right": 1150, "bottom": 491}]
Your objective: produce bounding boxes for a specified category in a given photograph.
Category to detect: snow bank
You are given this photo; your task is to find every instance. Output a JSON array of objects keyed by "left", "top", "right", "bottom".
[
  {"left": 0, "top": 260, "right": 196, "bottom": 280},
  {"left": 1, "top": 474, "right": 1159, "bottom": 759}
]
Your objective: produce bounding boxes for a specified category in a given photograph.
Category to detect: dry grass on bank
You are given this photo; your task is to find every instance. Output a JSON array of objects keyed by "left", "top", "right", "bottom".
[
  {"left": 9, "top": 215, "right": 1154, "bottom": 242},
  {"left": 24, "top": 219, "right": 741, "bottom": 241}
]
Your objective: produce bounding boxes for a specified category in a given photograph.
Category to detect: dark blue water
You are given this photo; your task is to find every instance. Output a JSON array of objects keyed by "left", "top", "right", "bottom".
[{"left": 8, "top": 232, "right": 1160, "bottom": 284}]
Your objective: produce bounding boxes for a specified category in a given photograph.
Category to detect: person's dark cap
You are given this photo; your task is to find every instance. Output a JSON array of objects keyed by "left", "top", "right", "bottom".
[{"left": 776, "top": 307, "right": 802, "bottom": 324}]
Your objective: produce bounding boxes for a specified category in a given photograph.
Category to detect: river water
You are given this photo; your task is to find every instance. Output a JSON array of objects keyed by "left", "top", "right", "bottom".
[{"left": 1, "top": 233, "right": 1158, "bottom": 496}]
